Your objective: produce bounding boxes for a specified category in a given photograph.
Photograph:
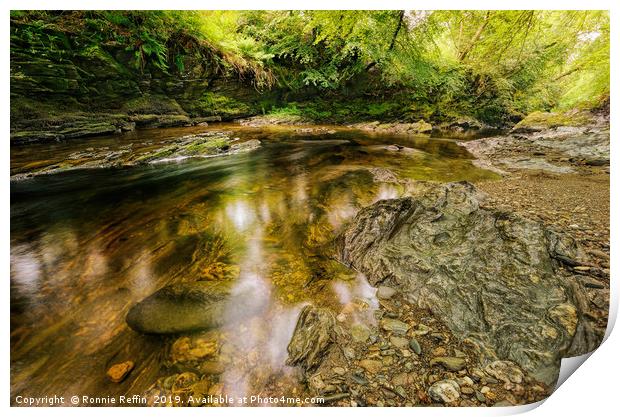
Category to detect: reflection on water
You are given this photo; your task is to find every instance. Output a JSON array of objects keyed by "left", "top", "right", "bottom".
[{"left": 10, "top": 124, "right": 498, "bottom": 405}]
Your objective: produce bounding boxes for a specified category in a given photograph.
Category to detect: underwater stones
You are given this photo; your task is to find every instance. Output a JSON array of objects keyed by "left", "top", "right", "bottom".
[
  {"left": 389, "top": 336, "right": 409, "bottom": 349},
  {"left": 286, "top": 306, "right": 336, "bottom": 372},
  {"left": 170, "top": 335, "right": 218, "bottom": 363},
  {"left": 428, "top": 379, "right": 461, "bottom": 403},
  {"left": 107, "top": 361, "right": 134, "bottom": 383},
  {"left": 131, "top": 132, "right": 258, "bottom": 164},
  {"left": 338, "top": 181, "right": 599, "bottom": 384},
  {"left": 126, "top": 281, "right": 263, "bottom": 334}
]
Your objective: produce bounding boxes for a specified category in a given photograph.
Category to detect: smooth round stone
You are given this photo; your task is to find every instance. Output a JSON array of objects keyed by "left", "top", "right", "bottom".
[{"left": 126, "top": 281, "right": 264, "bottom": 334}]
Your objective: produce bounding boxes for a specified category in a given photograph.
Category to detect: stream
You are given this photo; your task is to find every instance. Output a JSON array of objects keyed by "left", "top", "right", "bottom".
[{"left": 10, "top": 124, "right": 498, "bottom": 405}]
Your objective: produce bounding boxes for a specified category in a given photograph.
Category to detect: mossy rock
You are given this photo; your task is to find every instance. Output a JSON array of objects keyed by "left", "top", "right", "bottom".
[{"left": 513, "top": 110, "right": 594, "bottom": 133}]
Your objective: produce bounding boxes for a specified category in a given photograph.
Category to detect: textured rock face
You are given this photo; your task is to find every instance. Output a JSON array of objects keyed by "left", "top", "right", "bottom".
[
  {"left": 337, "top": 181, "right": 599, "bottom": 384},
  {"left": 286, "top": 306, "right": 336, "bottom": 372}
]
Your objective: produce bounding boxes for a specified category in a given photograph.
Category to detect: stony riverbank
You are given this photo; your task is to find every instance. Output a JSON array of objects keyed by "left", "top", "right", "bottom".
[
  {"left": 458, "top": 113, "right": 610, "bottom": 342},
  {"left": 124, "top": 178, "right": 607, "bottom": 407}
]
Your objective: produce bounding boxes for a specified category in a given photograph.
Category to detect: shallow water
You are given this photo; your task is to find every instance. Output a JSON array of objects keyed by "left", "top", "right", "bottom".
[{"left": 10, "top": 124, "right": 498, "bottom": 405}]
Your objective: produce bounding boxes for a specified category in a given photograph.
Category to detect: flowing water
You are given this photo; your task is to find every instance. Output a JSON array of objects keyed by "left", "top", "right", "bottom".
[{"left": 10, "top": 124, "right": 499, "bottom": 405}]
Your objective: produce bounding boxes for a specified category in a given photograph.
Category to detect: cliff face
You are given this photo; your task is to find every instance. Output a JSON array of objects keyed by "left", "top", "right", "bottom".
[{"left": 10, "top": 22, "right": 276, "bottom": 143}]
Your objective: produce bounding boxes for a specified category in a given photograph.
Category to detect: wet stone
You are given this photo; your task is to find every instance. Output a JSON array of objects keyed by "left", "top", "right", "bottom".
[
  {"left": 360, "top": 359, "right": 383, "bottom": 374},
  {"left": 484, "top": 360, "right": 524, "bottom": 384},
  {"left": 107, "top": 361, "right": 134, "bottom": 383},
  {"left": 351, "top": 324, "right": 372, "bottom": 343}
]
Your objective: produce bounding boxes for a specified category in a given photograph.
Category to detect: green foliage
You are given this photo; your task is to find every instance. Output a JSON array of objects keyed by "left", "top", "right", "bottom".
[
  {"left": 10, "top": 10, "right": 610, "bottom": 125},
  {"left": 188, "top": 92, "right": 251, "bottom": 118}
]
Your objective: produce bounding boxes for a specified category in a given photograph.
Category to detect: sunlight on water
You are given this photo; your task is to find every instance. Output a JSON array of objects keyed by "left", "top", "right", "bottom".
[{"left": 10, "top": 123, "right": 498, "bottom": 400}]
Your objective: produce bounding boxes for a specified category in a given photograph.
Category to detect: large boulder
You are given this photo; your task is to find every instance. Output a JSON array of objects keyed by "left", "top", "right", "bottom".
[{"left": 337, "top": 181, "right": 601, "bottom": 384}]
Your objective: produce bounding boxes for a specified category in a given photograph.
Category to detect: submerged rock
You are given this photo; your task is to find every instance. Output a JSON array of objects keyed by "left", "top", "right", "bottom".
[
  {"left": 107, "top": 361, "right": 134, "bottom": 383},
  {"left": 484, "top": 360, "right": 524, "bottom": 384},
  {"left": 380, "top": 318, "right": 409, "bottom": 334},
  {"left": 130, "top": 132, "right": 260, "bottom": 164},
  {"left": 337, "top": 181, "right": 601, "bottom": 384},
  {"left": 126, "top": 281, "right": 262, "bottom": 334},
  {"left": 10, "top": 131, "right": 261, "bottom": 180}
]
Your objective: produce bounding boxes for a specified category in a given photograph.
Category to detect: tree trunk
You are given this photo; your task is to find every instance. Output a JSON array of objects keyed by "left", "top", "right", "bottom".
[{"left": 458, "top": 11, "right": 491, "bottom": 62}]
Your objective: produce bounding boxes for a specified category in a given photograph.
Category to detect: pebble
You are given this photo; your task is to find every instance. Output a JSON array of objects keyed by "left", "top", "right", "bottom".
[
  {"left": 430, "top": 356, "right": 467, "bottom": 371},
  {"left": 395, "top": 386, "right": 407, "bottom": 398},
  {"left": 351, "top": 324, "right": 371, "bottom": 343},
  {"left": 409, "top": 337, "right": 422, "bottom": 354},
  {"left": 428, "top": 379, "right": 461, "bottom": 403},
  {"left": 389, "top": 336, "right": 409, "bottom": 349},
  {"left": 333, "top": 367, "right": 346, "bottom": 376},
  {"left": 106, "top": 361, "right": 134, "bottom": 383},
  {"left": 380, "top": 318, "right": 410, "bottom": 334},
  {"left": 351, "top": 373, "right": 368, "bottom": 385},
  {"left": 458, "top": 376, "right": 474, "bottom": 386},
  {"left": 343, "top": 347, "right": 356, "bottom": 360},
  {"left": 430, "top": 332, "right": 447, "bottom": 343},
  {"left": 432, "top": 347, "right": 447, "bottom": 356},
  {"left": 360, "top": 359, "right": 383, "bottom": 374},
  {"left": 412, "top": 324, "right": 431, "bottom": 336},
  {"left": 484, "top": 360, "right": 524, "bottom": 384}
]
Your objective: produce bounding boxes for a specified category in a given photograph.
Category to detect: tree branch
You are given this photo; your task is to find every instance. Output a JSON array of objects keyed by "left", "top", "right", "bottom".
[{"left": 457, "top": 11, "right": 491, "bottom": 62}]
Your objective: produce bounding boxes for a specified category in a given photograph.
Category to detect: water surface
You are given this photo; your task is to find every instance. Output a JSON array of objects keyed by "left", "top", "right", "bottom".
[{"left": 10, "top": 124, "right": 498, "bottom": 404}]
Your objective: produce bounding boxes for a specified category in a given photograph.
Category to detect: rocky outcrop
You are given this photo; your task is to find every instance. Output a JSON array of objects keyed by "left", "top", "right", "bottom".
[
  {"left": 336, "top": 181, "right": 602, "bottom": 384},
  {"left": 512, "top": 110, "right": 594, "bottom": 133},
  {"left": 460, "top": 124, "right": 610, "bottom": 175},
  {"left": 10, "top": 132, "right": 261, "bottom": 180},
  {"left": 10, "top": 21, "right": 274, "bottom": 142}
]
